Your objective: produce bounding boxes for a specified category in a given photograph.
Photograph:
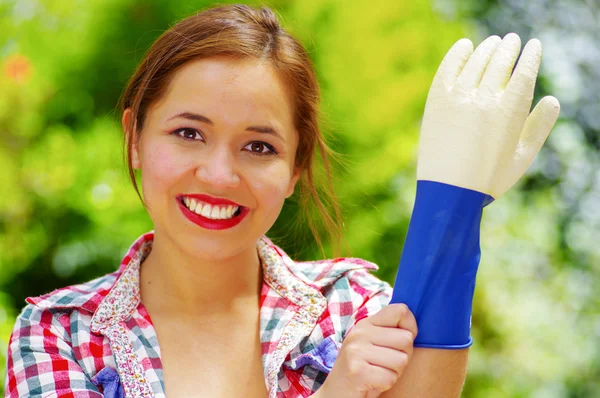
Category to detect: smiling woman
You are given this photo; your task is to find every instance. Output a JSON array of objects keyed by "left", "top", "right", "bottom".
[
  {"left": 124, "top": 56, "right": 301, "bottom": 264},
  {"left": 3, "top": 4, "right": 467, "bottom": 398},
  {"left": 120, "top": 10, "right": 341, "bottom": 256}
]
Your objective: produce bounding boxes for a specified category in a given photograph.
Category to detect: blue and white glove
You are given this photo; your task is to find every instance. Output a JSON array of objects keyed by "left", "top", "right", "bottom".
[{"left": 390, "top": 33, "right": 561, "bottom": 349}]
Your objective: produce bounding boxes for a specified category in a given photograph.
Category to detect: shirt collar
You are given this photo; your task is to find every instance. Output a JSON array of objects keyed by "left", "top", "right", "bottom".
[{"left": 89, "top": 231, "right": 326, "bottom": 334}]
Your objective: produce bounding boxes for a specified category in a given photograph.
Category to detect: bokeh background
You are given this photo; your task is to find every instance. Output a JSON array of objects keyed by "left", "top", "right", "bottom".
[{"left": 0, "top": 0, "right": 598, "bottom": 396}]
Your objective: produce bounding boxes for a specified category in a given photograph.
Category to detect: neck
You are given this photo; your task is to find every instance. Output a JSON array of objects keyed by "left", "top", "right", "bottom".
[{"left": 139, "top": 230, "right": 263, "bottom": 316}]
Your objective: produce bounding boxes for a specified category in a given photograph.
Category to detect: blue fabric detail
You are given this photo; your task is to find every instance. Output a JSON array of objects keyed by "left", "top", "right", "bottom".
[
  {"left": 290, "top": 336, "right": 340, "bottom": 373},
  {"left": 92, "top": 367, "right": 124, "bottom": 398},
  {"left": 391, "top": 180, "right": 493, "bottom": 349}
]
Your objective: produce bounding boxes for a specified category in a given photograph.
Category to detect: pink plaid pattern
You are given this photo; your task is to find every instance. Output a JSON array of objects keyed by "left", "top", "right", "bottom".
[{"left": 4, "top": 232, "right": 392, "bottom": 397}]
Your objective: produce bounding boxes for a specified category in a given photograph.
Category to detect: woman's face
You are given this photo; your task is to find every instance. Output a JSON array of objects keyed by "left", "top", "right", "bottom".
[{"left": 123, "top": 56, "right": 299, "bottom": 260}]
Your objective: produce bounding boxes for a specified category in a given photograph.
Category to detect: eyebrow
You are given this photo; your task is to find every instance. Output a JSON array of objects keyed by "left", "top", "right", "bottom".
[{"left": 166, "top": 112, "right": 285, "bottom": 142}]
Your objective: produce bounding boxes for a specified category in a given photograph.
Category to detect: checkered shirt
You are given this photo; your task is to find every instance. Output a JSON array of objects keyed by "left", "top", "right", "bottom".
[{"left": 4, "top": 231, "right": 392, "bottom": 397}]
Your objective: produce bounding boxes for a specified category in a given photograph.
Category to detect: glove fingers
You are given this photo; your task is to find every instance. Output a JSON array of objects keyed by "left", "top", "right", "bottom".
[
  {"left": 515, "top": 95, "right": 561, "bottom": 175},
  {"left": 479, "top": 33, "right": 522, "bottom": 95},
  {"left": 454, "top": 35, "right": 501, "bottom": 91},
  {"left": 433, "top": 38, "right": 473, "bottom": 90},
  {"left": 503, "top": 38, "right": 543, "bottom": 108}
]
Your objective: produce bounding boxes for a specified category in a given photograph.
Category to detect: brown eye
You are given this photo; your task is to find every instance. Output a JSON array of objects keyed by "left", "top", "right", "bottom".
[
  {"left": 244, "top": 141, "right": 277, "bottom": 156},
  {"left": 175, "top": 128, "right": 202, "bottom": 140},
  {"left": 251, "top": 142, "right": 265, "bottom": 152}
]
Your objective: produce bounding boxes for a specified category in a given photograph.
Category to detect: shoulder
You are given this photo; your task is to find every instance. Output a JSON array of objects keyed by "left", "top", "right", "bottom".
[
  {"left": 24, "top": 231, "right": 153, "bottom": 314},
  {"left": 271, "top": 241, "right": 392, "bottom": 302},
  {"left": 296, "top": 257, "right": 392, "bottom": 326},
  {"left": 9, "top": 272, "right": 117, "bottom": 343},
  {"left": 266, "top": 239, "right": 392, "bottom": 323},
  {"left": 292, "top": 257, "right": 391, "bottom": 303},
  {"left": 24, "top": 271, "right": 118, "bottom": 314}
]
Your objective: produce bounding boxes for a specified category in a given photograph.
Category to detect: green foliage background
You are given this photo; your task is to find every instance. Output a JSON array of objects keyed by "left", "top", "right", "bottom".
[{"left": 0, "top": 0, "right": 598, "bottom": 396}]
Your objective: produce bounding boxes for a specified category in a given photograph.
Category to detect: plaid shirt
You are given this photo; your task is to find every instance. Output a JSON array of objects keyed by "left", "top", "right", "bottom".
[{"left": 4, "top": 232, "right": 392, "bottom": 398}]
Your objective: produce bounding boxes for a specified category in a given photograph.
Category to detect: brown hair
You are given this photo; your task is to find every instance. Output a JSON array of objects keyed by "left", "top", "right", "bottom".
[{"left": 119, "top": 3, "right": 345, "bottom": 257}]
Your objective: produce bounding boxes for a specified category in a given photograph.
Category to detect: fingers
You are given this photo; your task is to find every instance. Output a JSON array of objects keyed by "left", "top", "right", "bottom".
[
  {"left": 369, "top": 327, "right": 415, "bottom": 355},
  {"left": 433, "top": 38, "right": 473, "bottom": 90},
  {"left": 479, "top": 33, "right": 522, "bottom": 94},
  {"left": 350, "top": 346, "right": 407, "bottom": 396},
  {"left": 504, "top": 38, "right": 543, "bottom": 106},
  {"left": 360, "top": 364, "right": 397, "bottom": 397},
  {"left": 335, "top": 342, "right": 408, "bottom": 398},
  {"left": 331, "top": 304, "right": 417, "bottom": 398},
  {"left": 515, "top": 96, "right": 560, "bottom": 173},
  {"left": 349, "top": 323, "right": 415, "bottom": 355},
  {"left": 367, "top": 304, "right": 418, "bottom": 337},
  {"left": 364, "top": 345, "right": 409, "bottom": 376},
  {"left": 454, "top": 35, "right": 501, "bottom": 91}
]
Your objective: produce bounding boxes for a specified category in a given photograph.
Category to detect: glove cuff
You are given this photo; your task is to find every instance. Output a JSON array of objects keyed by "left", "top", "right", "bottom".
[
  {"left": 414, "top": 336, "right": 473, "bottom": 350},
  {"left": 391, "top": 180, "right": 493, "bottom": 349}
]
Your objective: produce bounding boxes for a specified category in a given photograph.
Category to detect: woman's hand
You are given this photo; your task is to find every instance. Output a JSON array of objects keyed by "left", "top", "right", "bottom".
[
  {"left": 417, "top": 33, "right": 560, "bottom": 199},
  {"left": 316, "top": 304, "right": 418, "bottom": 398}
]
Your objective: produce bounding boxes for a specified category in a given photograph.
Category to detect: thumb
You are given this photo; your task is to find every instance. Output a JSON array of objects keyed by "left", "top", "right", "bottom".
[{"left": 514, "top": 95, "right": 560, "bottom": 176}]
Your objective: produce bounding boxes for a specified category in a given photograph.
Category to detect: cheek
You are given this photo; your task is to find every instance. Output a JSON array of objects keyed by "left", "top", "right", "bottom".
[
  {"left": 140, "top": 144, "right": 191, "bottom": 198},
  {"left": 249, "top": 164, "right": 293, "bottom": 208}
]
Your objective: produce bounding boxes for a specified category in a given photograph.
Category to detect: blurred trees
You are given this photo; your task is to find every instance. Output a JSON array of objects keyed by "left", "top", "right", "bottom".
[{"left": 0, "top": 0, "right": 597, "bottom": 396}]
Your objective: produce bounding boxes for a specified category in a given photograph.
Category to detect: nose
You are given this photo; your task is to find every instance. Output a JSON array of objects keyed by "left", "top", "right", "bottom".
[{"left": 195, "top": 145, "right": 241, "bottom": 189}]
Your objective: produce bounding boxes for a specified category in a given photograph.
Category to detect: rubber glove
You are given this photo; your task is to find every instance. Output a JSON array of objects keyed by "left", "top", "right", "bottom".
[{"left": 390, "top": 33, "right": 560, "bottom": 349}]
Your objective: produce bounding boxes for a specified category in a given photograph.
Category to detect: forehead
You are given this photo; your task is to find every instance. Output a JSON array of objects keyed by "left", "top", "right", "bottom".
[{"left": 152, "top": 56, "right": 295, "bottom": 132}]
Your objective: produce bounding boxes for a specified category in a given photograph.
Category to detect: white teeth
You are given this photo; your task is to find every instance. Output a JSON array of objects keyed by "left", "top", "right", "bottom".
[
  {"left": 201, "top": 204, "right": 212, "bottom": 218},
  {"left": 183, "top": 198, "right": 240, "bottom": 220}
]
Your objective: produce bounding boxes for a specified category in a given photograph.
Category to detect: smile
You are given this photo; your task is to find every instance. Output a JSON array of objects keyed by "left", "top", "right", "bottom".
[
  {"left": 177, "top": 194, "right": 248, "bottom": 230},
  {"left": 181, "top": 197, "right": 241, "bottom": 220}
]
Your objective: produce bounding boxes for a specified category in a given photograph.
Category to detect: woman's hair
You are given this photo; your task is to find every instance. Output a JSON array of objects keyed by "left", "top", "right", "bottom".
[{"left": 119, "top": 3, "right": 344, "bottom": 256}]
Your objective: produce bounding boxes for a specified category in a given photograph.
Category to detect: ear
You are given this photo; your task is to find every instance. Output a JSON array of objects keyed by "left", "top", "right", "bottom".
[
  {"left": 122, "top": 108, "right": 141, "bottom": 169},
  {"left": 286, "top": 168, "right": 301, "bottom": 198}
]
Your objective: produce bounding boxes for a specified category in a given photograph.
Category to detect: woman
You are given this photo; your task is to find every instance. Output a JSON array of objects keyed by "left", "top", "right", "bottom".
[{"left": 3, "top": 3, "right": 559, "bottom": 398}]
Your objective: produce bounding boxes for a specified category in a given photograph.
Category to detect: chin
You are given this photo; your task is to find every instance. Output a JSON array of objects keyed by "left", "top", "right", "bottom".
[{"left": 175, "top": 226, "right": 259, "bottom": 259}]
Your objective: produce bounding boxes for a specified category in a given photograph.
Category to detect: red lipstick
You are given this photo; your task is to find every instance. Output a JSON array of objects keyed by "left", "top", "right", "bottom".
[{"left": 177, "top": 194, "right": 248, "bottom": 230}]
